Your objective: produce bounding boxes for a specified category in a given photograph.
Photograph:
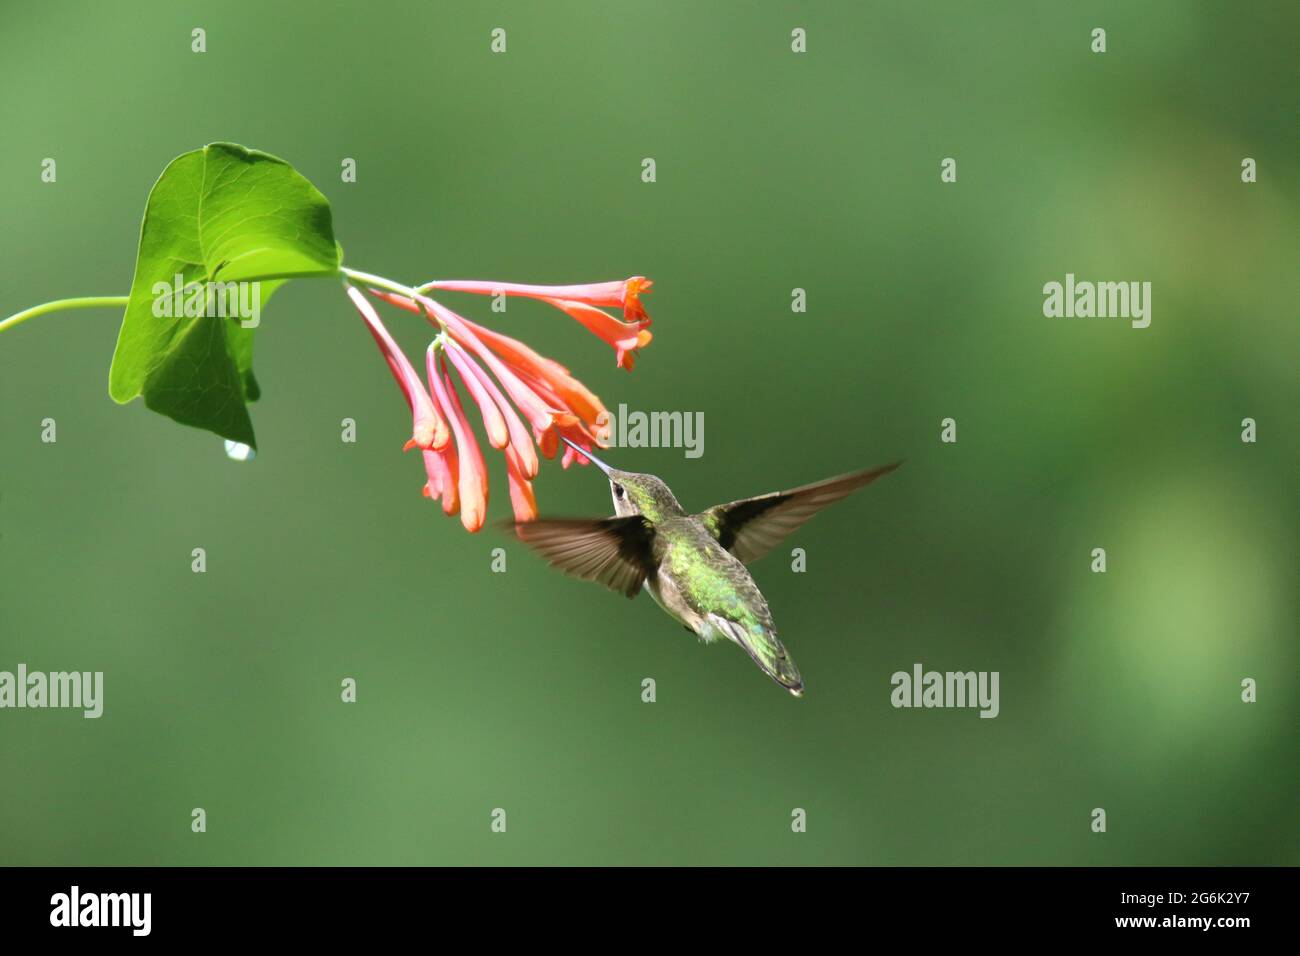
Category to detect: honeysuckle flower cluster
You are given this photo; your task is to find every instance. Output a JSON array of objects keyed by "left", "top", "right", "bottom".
[{"left": 343, "top": 275, "right": 653, "bottom": 532}]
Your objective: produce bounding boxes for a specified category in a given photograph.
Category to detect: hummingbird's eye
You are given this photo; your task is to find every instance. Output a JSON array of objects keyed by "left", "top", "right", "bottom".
[{"left": 613, "top": 484, "right": 625, "bottom": 500}]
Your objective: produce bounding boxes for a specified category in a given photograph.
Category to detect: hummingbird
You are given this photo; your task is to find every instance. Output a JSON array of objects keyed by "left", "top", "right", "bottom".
[{"left": 513, "top": 438, "right": 900, "bottom": 696}]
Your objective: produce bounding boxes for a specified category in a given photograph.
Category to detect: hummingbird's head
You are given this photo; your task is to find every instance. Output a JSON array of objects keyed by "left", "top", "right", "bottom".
[{"left": 561, "top": 439, "right": 685, "bottom": 521}]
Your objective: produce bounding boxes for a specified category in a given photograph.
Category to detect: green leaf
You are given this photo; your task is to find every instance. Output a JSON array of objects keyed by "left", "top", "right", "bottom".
[{"left": 109, "top": 143, "right": 339, "bottom": 447}]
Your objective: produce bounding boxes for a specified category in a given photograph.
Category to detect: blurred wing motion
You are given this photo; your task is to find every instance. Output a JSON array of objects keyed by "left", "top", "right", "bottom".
[
  {"left": 699, "top": 462, "right": 901, "bottom": 564},
  {"left": 512, "top": 516, "right": 656, "bottom": 597}
]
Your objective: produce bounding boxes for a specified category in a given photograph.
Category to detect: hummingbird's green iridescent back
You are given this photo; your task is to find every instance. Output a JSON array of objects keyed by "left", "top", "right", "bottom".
[{"left": 648, "top": 516, "right": 803, "bottom": 694}]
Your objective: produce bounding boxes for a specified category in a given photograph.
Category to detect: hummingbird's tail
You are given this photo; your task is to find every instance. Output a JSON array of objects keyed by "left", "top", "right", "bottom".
[{"left": 706, "top": 613, "right": 804, "bottom": 697}]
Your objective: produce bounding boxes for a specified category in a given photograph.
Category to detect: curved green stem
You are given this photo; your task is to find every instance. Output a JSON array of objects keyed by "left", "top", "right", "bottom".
[
  {"left": 3, "top": 268, "right": 428, "bottom": 337},
  {"left": 0, "top": 296, "right": 129, "bottom": 334},
  {"left": 341, "top": 267, "right": 446, "bottom": 330},
  {"left": 340, "top": 267, "right": 418, "bottom": 300}
]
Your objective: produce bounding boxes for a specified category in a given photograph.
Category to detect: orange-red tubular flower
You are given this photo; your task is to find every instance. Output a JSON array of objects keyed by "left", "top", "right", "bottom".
[
  {"left": 346, "top": 286, "right": 450, "bottom": 452},
  {"left": 514, "top": 372, "right": 607, "bottom": 447},
  {"left": 422, "top": 444, "right": 459, "bottom": 516},
  {"left": 456, "top": 315, "right": 607, "bottom": 431},
  {"left": 538, "top": 297, "right": 653, "bottom": 370},
  {"left": 352, "top": 275, "right": 645, "bottom": 530},
  {"left": 427, "top": 346, "right": 488, "bottom": 533},
  {"left": 451, "top": 344, "right": 539, "bottom": 480},
  {"left": 415, "top": 295, "right": 562, "bottom": 435},
  {"left": 556, "top": 420, "right": 602, "bottom": 469},
  {"left": 443, "top": 340, "right": 508, "bottom": 449},
  {"left": 421, "top": 277, "right": 653, "bottom": 324},
  {"left": 504, "top": 446, "right": 538, "bottom": 523},
  {"left": 535, "top": 425, "right": 560, "bottom": 460},
  {"left": 373, "top": 289, "right": 595, "bottom": 458}
]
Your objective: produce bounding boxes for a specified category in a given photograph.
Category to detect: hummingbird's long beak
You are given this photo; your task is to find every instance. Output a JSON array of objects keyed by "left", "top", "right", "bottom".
[{"left": 560, "top": 436, "right": 614, "bottom": 476}]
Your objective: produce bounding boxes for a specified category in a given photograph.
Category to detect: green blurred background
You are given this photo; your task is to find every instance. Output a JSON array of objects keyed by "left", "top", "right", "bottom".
[{"left": 1, "top": 1, "right": 1296, "bottom": 865}]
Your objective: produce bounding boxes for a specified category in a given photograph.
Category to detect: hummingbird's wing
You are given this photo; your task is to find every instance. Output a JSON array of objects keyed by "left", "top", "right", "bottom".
[
  {"left": 699, "top": 462, "right": 900, "bottom": 564},
  {"left": 512, "top": 516, "right": 656, "bottom": 597}
]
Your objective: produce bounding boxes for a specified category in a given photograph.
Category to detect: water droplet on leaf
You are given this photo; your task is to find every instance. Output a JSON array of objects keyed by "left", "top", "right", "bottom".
[{"left": 224, "top": 440, "right": 255, "bottom": 462}]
